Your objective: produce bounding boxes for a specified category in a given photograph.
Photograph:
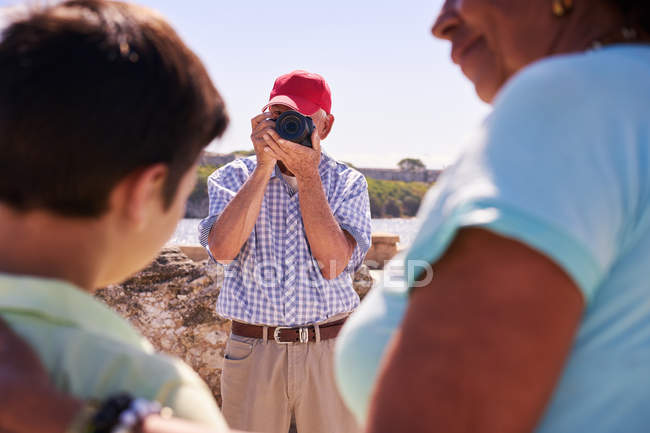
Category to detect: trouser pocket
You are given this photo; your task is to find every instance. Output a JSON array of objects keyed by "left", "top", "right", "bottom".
[{"left": 224, "top": 334, "right": 254, "bottom": 361}]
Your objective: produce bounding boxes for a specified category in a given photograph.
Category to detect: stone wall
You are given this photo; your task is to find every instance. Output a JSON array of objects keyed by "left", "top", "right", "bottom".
[
  {"left": 357, "top": 167, "right": 441, "bottom": 183},
  {"left": 95, "top": 247, "right": 374, "bottom": 405},
  {"left": 199, "top": 152, "right": 236, "bottom": 167}
]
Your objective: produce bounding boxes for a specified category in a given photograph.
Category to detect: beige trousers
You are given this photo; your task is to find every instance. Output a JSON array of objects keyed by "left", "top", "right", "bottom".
[{"left": 221, "top": 318, "right": 359, "bottom": 433}]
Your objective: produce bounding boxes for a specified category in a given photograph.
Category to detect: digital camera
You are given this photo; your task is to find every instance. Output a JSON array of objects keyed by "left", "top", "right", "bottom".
[{"left": 274, "top": 110, "right": 314, "bottom": 148}]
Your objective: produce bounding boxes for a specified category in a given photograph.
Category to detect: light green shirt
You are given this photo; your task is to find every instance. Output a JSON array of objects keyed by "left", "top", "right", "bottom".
[{"left": 0, "top": 272, "right": 228, "bottom": 431}]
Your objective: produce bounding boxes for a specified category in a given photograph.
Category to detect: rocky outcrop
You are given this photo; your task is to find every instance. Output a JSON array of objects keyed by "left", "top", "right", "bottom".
[
  {"left": 95, "top": 248, "right": 229, "bottom": 404},
  {"left": 185, "top": 195, "right": 210, "bottom": 219},
  {"left": 352, "top": 263, "right": 373, "bottom": 299},
  {"left": 365, "top": 233, "right": 400, "bottom": 269},
  {"left": 95, "top": 247, "right": 374, "bottom": 405}
]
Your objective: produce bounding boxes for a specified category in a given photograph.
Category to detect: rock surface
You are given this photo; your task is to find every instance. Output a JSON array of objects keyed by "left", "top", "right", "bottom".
[
  {"left": 365, "top": 233, "right": 400, "bottom": 269},
  {"left": 353, "top": 263, "right": 374, "bottom": 299},
  {"left": 95, "top": 247, "right": 374, "bottom": 405}
]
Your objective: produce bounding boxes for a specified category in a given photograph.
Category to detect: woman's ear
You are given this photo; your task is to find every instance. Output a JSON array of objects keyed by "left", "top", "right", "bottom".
[
  {"left": 319, "top": 114, "right": 335, "bottom": 140},
  {"left": 111, "top": 164, "right": 168, "bottom": 230}
]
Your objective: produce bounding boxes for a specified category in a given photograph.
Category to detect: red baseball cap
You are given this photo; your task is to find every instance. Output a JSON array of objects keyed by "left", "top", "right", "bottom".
[{"left": 262, "top": 70, "right": 332, "bottom": 115}]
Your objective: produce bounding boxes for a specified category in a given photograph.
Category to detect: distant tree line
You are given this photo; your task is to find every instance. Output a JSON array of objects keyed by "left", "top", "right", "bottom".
[
  {"left": 397, "top": 158, "right": 426, "bottom": 172},
  {"left": 189, "top": 161, "right": 433, "bottom": 219},
  {"left": 366, "top": 178, "right": 430, "bottom": 218}
]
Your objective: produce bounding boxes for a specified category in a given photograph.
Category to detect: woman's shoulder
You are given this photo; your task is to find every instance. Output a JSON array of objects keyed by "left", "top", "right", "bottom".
[{"left": 495, "top": 45, "right": 650, "bottom": 112}]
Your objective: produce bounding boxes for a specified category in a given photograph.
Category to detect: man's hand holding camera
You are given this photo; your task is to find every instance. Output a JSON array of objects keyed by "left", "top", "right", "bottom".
[
  {"left": 250, "top": 112, "right": 279, "bottom": 169},
  {"left": 262, "top": 126, "right": 321, "bottom": 181}
]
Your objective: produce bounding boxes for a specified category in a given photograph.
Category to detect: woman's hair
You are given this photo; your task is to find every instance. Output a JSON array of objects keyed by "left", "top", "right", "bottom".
[{"left": 610, "top": 0, "right": 650, "bottom": 33}]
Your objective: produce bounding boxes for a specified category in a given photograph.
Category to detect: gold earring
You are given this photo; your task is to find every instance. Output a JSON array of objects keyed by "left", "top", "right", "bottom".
[{"left": 553, "top": 0, "right": 573, "bottom": 17}]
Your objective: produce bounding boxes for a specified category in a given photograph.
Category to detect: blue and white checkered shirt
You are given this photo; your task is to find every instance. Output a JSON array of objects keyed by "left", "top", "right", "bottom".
[{"left": 198, "top": 153, "right": 372, "bottom": 326}]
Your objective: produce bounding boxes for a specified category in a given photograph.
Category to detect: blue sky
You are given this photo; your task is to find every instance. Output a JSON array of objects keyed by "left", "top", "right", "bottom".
[{"left": 1, "top": 0, "right": 490, "bottom": 168}]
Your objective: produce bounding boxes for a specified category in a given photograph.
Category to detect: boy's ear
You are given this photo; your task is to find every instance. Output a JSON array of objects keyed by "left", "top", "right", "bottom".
[{"left": 110, "top": 164, "right": 168, "bottom": 229}]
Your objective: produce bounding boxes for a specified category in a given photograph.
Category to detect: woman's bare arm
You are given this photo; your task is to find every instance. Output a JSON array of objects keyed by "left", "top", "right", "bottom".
[{"left": 366, "top": 228, "right": 584, "bottom": 433}]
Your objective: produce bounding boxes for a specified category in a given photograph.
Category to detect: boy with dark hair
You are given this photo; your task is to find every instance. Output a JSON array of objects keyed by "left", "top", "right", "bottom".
[{"left": 0, "top": 0, "right": 230, "bottom": 430}]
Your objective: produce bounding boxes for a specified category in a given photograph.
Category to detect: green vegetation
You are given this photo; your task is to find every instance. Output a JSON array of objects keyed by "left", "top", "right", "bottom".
[
  {"left": 197, "top": 164, "right": 219, "bottom": 181},
  {"left": 366, "top": 178, "right": 431, "bottom": 218},
  {"left": 189, "top": 164, "right": 433, "bottom": 219},
  {"left": 188, "top": 164, "right": 218, "bottom": 207},
  {"left": 230, "top": 149, "right": 256, "bottom": 156}
]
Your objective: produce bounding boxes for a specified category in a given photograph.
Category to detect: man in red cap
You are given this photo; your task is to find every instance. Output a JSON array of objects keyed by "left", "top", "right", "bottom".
[{"left": 199, "top": 70, "right": 372, "bottom": 433}]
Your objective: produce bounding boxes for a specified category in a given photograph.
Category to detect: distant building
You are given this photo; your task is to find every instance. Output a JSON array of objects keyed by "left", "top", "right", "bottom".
[
  {"left": 356, "top": 167, "right": 441, "bottom": 183},
  {"left": 200, "top": 151, "right": 237, "bottom": 167}
]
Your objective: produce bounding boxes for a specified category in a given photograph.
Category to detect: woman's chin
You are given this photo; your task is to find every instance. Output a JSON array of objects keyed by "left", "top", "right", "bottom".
[
  {"left": 475, "top": 83, "right": 498, "bottom": 103},
  {"left": 469, "top": 72, "right": 506, "bottom": 104},
  {"left": 460, "top": 55, "right": 507, "bottom": 104}
]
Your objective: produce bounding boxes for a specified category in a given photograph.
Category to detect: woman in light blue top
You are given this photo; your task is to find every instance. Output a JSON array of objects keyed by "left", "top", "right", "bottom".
[{"left": 335, "top": 1, "right": 650, "bottom": 433}]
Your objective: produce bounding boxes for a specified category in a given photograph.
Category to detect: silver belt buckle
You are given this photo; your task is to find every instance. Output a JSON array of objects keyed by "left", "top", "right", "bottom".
[
  {"left": 299, "top": 327, "right": 309, "bottom": 343},
  {"left": 273, "top": 327, "right": 292, "bottom": 344},
  {"left": 273, "top": 326, "right": 310, "bottom": 344}
]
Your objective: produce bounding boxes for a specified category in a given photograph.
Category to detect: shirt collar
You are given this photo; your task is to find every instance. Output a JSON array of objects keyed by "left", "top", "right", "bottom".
[{"left": 0, "top": 272, "right": 149, "bottom": 349}]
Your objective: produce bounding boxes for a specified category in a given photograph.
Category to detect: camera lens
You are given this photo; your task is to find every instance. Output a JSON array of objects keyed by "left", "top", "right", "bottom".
[
  {"left": 284, "top": 118, "right": 300, "bottom": 135},
  {"left": 276, "top": 111, "right": 309, "bottom": 143}
]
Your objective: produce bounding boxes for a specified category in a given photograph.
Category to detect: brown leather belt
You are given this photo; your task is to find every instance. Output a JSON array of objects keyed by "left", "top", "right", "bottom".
[{"left": 231, "top": 318, "right": 347, "bottom": 344}]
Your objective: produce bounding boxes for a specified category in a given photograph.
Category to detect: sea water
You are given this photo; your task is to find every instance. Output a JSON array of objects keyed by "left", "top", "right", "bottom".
[{"left": 167, "top": 218, "right": 421, "bottom": 249}]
